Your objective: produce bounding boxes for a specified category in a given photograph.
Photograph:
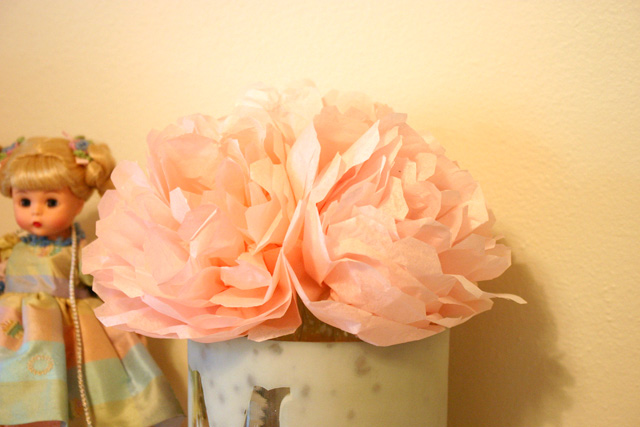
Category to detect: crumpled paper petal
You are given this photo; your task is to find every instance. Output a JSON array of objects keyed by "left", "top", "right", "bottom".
[
  {"left": 83, "top": 82, "right": 523, "bottom": 345},
  {"left": 281, "top": 88, "right": 524, "bottom": 346}
]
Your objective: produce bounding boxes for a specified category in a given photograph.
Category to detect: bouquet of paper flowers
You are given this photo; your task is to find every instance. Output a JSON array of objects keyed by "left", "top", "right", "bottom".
[{"left": 83, "top": 82, "right": 522, "bottom": 346}]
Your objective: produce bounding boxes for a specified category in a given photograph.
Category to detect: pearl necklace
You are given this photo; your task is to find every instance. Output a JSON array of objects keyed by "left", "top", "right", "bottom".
[{"left": 68, "top": 225, "right": 93, "bottom": 426}]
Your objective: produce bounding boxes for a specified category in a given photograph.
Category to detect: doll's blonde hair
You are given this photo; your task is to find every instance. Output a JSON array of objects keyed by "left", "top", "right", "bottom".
[{"left": 0, "top": 137, "right": 115, "bottom": 200}]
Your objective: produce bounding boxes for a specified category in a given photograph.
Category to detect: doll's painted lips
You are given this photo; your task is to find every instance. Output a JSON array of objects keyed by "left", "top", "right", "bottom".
[{"left": 33, "top": 222, "right": 42, "bottom": 228}]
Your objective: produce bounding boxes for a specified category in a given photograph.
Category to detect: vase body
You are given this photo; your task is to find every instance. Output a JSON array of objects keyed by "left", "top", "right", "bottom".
[{"left": 188, "top": 330, "right": 449, "bottom": 427}]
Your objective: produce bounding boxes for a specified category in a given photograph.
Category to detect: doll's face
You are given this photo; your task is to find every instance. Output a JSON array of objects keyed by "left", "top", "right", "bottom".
[{"left": 12, "top": 187, "right": 85, "bottom": 240}]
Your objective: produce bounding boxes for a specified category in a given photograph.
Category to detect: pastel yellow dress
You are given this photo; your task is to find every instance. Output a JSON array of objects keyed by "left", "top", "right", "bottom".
[{"left": 0, "top": 226, "right": 184, "bottom": 427}]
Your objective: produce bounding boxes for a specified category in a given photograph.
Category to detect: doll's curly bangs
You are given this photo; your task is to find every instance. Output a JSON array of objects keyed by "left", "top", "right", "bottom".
[{"left": 0, "top": 137, "right": 115, "bottom": 200}]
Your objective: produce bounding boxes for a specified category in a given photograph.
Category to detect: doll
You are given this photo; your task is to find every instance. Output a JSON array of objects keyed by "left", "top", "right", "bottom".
[{"left": 0, "top": 137, "right": 183, "bottom": 427}]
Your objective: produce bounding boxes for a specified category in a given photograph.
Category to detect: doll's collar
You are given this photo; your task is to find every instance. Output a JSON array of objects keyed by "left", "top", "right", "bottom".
[{"left": 21, "top": 223, "right": 85, "bottom": 247}]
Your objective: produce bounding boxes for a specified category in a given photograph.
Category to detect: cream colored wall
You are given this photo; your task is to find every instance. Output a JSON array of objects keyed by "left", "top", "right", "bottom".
[{"left": 1, "top": 1, "right": 639, "bottom": 425}]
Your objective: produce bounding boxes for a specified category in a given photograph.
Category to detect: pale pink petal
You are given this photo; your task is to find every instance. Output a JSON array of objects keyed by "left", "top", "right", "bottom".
[
  {"left": 143, "top": 227, "right": 188, "bottom": 283},
  {"left": 286, "top": 124, "right": 320, "bottom": 201},
  {"left": 84, "top": 83, "right": 521, "bottom": 345},
  {"left": 439, "top": 234, "right": 511, "bottom": 281}
]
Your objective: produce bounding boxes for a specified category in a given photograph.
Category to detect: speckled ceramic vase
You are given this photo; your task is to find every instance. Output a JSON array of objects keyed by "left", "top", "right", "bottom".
[{"left": 187, "top": 306, "right": 449, "bottom": 427}]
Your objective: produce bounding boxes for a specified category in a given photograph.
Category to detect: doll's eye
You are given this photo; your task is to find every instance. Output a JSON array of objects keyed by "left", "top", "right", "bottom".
[
  {"left": 19, "top": 198, "right": 31, "bottom": 207},
  {"left": 46, "top": 199, "right": 58, "bottom": 208}
]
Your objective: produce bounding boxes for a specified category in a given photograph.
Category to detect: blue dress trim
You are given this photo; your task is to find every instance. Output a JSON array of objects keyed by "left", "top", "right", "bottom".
[{"left": 20, "top": 223, "right": 85, "bottom": 247}]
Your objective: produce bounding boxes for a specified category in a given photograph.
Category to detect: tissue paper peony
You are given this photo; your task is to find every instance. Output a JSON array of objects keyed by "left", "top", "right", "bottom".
[{"left": 83, "top": 82, "right": 523, "bottom": 346}]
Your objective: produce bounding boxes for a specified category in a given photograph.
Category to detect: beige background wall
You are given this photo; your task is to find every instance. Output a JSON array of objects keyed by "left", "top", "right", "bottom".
[{"left": 1, "top": 1, "right": 639, "bottom": 425}]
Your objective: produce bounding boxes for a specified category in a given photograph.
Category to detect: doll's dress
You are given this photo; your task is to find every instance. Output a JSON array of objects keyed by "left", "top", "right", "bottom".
[{"left": 0, "top": 226, "right": 184, "bottom": 427}]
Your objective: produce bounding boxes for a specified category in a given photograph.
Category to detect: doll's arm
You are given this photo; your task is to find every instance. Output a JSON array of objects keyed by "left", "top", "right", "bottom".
[{"left": 0, "top": 232, "right": 20, "bottom": 293}]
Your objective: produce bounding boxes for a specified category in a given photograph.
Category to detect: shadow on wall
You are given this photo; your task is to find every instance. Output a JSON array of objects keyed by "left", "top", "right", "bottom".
[{"left": 448, "top": 261, "right": 574, "bottom": 427}]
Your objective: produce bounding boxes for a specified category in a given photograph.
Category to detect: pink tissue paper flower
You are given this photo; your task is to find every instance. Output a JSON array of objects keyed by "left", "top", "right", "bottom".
[{"left": 83, "top": 82, "right": 524, "bottom": 346}]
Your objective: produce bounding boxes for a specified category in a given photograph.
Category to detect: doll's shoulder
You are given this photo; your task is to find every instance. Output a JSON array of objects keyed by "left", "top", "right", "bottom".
[
  {"left": 0, "top": 231, "right": 22, "bottom": 263},
  {"left": 0, "top": 231, "right": 22, "bottom": 292}
]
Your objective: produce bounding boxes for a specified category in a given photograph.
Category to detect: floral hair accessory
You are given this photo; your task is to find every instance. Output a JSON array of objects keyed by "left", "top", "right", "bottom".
[
  {"left": 67, "top": 135, "right": 94, "bottom": 165},
  {"left": 83, "top": 82, "right": 524, "bottom": 346},
  {"left": 0, "top": 137, "right": 25, "bottom": 168}
]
